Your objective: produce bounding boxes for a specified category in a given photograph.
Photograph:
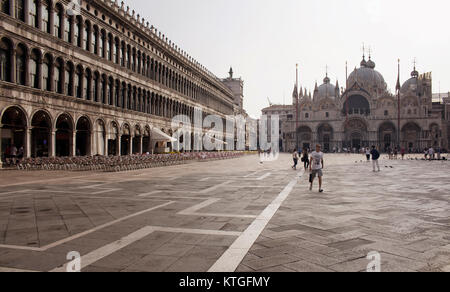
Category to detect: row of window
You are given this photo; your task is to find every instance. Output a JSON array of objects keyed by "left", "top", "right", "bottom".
[
  {"left": 0, "top": 38, "right": 201, "bottom": 120},
  {"left": 1, "top": 0, "right": 219, "bottom": 103}
]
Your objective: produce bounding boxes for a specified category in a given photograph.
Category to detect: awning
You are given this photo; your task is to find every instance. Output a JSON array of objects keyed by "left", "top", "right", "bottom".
[
  {"left": 150, "top": 127, "right": 177, "bottom": 142},
  {"left": 205, "top": 134, "right": 228, "bottom": 145}
]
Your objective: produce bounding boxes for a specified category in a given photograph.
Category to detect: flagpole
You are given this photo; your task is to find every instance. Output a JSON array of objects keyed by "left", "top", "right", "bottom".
[
  {"left": 296, "top": 64, "right": 299, "bottom": 151},
  {"left": 397, "top": 59, "right": 401, "bottom": 148}
]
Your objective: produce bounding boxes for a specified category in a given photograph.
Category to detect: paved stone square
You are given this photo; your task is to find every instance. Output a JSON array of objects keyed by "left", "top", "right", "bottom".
[{"left": 0, "top": 153, "right": 449, "bottom": 272}]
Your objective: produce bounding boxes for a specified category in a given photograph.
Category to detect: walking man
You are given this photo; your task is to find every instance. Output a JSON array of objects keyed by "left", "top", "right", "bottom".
[
  {"left": 371, "top": 146, "right": 381, "bottom": 172},
  {"left": 292, "top": 149, "right": 299, "bottom": 170},
  {"left": 309, "top": 144, "right": 324, "bottom": 193}
]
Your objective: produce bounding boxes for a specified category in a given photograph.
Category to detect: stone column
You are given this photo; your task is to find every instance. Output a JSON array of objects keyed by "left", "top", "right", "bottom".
[
  {"left": 139, "top": 136, "right": 143, "bottom": 154},
  {"left": 25, "top": 127, "right": 31, "bottom": 158},
  {"left": 90, "top": 129, "right": 95, "bottom": 156},
  {"left": 50, "top": 130, "right": 56, "bottom": 157},
  {"left": 104, "top": 133, "right": 108, "bottom": 156},
  {"left": 71, "top": 130, "right": 76, "bottom": 157},
  {"left": 24, "top": 52, "right": 30, "bottom": 87},
  {"left": 117, "top": 135, "right": 121, "bottom": 156},
  {"left": 24, "top": 0, "right": 29, "bottom": 25},
  {"left": 11, "top": 49, "right": 16, "bottom": 84},
  {"left": 69, "top": 16, "right": 75, "bottom": 44},
  {"left": 37, "top": 59, "right": 43, "bottom": 89},
  {"left": 37, "top": 0, "right": 42, "bottom": 30},
  {"left": 129, "top": 136, "right": 133, "bottom": 155},
  {"left": 49, "top": 6, "right": 54, "bottom": 35}
]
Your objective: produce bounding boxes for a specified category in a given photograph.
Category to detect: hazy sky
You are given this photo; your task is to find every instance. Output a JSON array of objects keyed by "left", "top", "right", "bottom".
[{"left": 131, "top": 0, "right": 450, "bottom": 117}]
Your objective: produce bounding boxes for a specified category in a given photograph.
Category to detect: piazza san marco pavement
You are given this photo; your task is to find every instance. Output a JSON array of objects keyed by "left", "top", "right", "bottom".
[{"left": 0, "top": 153, "right": 449, "bottom": 272}]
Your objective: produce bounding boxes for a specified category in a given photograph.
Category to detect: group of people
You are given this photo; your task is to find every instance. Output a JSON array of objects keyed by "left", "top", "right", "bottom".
[
  {"left": 292, "top": 145, "right": 383, "bottom": 193},
  {"left": 424, "top": 147, "right": 443, "bottom": 161},
  {"left": 2, "top": 144, "right": 24, "bottom": 165},
  {"left": 292, "top": 145, "right": 324, "bottom": 193}
]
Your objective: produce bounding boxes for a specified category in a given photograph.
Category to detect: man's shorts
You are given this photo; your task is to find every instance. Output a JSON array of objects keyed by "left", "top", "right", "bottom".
[{"left": 311, "top": 169, "right": 323, "bottom": 178}]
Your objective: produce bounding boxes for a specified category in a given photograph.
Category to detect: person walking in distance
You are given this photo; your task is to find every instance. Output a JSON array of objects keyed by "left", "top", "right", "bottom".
[
  {"left": 302, "top": 148, "right": 310, "bottom": 170},
  {"left": 371, "top": 146, "right": 381, "bottom": 172},
  {"left": 365, "top": 147, "right": 371, "bottom": 162},
  {"left": 292, "top": 149, "right": 299, "bottom": 170},
  {"left": 309, "top": 144, "right": 324, "bottom": 193}
]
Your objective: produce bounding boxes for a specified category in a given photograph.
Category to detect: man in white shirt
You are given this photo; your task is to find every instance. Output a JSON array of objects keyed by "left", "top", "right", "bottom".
[{"left": 309, "top": 144, "right": 324, "bottom": 193}]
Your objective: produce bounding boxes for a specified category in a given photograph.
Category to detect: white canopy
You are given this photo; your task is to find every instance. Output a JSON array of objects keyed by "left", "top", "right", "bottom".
[
  {"left": 150, "top": 127, "right": 177, "bottom": 142},
  {"left": 205, "top": 134, "right": 228, "bottom": 145}
]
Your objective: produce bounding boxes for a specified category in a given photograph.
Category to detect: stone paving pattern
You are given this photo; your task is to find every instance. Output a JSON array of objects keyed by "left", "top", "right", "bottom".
[{"left": 0, "top": 154, "right": 449, "bottom": 272}]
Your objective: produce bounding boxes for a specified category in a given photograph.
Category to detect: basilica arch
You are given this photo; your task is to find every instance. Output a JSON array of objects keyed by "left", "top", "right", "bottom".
[
  {"left": 317, "top": 123, "right": 334, "bottom": 152},
  {"left": 378, "top": 122, "right": 397, "bottom": 152},
  {"left": 401, "top": 122, "right": 421, "bottom": 151},
  {"left": 297, "top": 126, "right": 312, "bottom": 150},
  {"left": 342, "top": 94, "right": 371, "bottom": 116},
  {"left": 344, "top": 118, "right": 368, "bottom": 150}
]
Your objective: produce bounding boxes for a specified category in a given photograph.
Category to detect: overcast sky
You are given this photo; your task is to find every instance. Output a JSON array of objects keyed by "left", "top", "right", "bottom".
[{"left": 131, "top": 0, "right": 450, "bottom": 117}]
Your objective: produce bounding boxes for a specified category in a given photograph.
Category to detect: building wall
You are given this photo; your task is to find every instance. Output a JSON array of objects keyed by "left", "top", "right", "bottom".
[
  {"left": 0, "top": 0, "right": 237, "bottom": 161},
  {"left": 263, "top": 70, "right": 448, "bottom": 153}
]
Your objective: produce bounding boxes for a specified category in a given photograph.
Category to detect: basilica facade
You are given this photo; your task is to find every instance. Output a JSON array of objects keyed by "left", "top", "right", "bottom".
[
  {"left": 0, "top": 0, "right": 246, "bottom": 166},
  {"left": 263, "top": 55, "right": 450, "bottom": 153}
]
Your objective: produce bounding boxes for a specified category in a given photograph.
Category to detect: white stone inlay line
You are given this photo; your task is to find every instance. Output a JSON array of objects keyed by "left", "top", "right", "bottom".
[
  {"left": 178, "top": 198, "right": 257, "bottom": 219},
  {"left": 256, "top": 173, "right": 271, "bottom": 181},
  {"left": 138, "top": 190, "right": 163, "bottom": 197},
  {"left": 0, "top": 190, "right": 32, "bottom": 196},
  {"left": 208, "top": 173, "right": 302, "bottom": 272},
  {"left": 199, "top": 180, "right": 232, "bottom": 194},
  {"left": 51, "top": 226, "right": 156, "bottom": 272},
  {"left": 50, "top": 226, "right": 241, "bottom": 272},
  {"left": 0, "top": 201, "right": 175, "bottom": 252},
  {"left": 243, "top": 171, "right": 259, "bottom": 178},
  {"left": 0, "top": 267, "right": 37, "bottom": 272},
  {"left": 199, "top": 177, "right": 211, "bottom": 182}
]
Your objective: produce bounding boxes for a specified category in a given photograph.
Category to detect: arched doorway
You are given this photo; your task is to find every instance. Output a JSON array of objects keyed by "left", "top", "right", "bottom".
[
  {"left": 297, "top": 126, "right": 312, "bottom": 151},
  {"left": 132, "top": 125, "right": 141, "bottom": 154},
  {"left": 31, "top": 110, "right": 51, "bottom": 157},
  {"left": 76, "top": 117, "right": 91, "bottom": 156},
  {"left": 121, "top": 124, "right": 131, "bottom": 156},
  {"left": 1, "top": 106, "right": 27, "bottom": 161},
  {"left": 55, "top": 114, "right": 73, "bottom": 157},
  {"left": 379, "top": 122, "right": 396, "bottom": 152},
  {"left": 344, "top": 118, "right": 368, "bottom": 150},
  {"left": 108, "top": 122, "right": 119, "bottom": 156},
  {"left": 402, "top": 123, "right": 421, "bottom": 151},
  {"left": 95, "top": 120, "right": 106, "bottom": 156},
  {"left": 318, "top": 124, "right": 333, "bottom": 152}
]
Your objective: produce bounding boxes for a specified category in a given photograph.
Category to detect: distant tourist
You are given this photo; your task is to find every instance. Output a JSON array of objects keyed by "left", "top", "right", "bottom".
[
  {"left": 371, "top": 146, "right": 381, "bottom": 172},
  {"left": 401, "top": 147, "right": 406, "bottom": 160},
  {"left": 365, "top": 147, "right": 371, "bottom": 162},
  {"left": 428, "top": 147, "right": 435, "bottom": 161},
  {"left": 309, "top": 144, "right": 324, "bottom": 193},
  {"left": 292, "top": 149, "right": 299, "bottom": 170},
  {"left": 302, "top": 148, "right": 310, "bottom": 170},
  {"left": 424, "top": 148, "right": 429, "bottom": 160},
  {"left": 17, "top": 146, "right": 24, "bottom": 160},
  {"left": 437, "top": 148, "right": 441, "bottom": 160}
]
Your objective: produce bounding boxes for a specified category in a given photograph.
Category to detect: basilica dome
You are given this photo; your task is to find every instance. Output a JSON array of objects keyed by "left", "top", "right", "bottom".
[
  {"left": 348, "top": 56, "right": 387, "bottom": 91},
  {"left": 401, "top": 68, "right": 419, "bottom": 94},
  {"left": 315, "top": 75, "right": 337, "bottom": 100}
]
